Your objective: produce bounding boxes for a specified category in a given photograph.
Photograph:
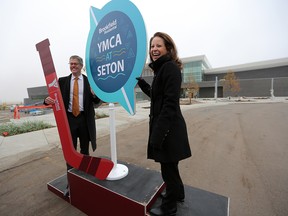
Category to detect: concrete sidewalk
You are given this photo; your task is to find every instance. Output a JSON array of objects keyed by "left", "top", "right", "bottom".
[
  {"left": 0, "top": 101, "right": 145, "bottom": 171},
  {"left": 0, "top": 97, "right": 285, "bottom": 172},
  {"left": 0, "top": 99, "right": 223, "bottom": 172}
]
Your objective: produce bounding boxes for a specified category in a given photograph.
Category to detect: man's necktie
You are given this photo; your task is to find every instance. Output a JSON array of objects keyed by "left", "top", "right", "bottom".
[{"left": 72, "top": 77, "right": 80, "bottom": 117}]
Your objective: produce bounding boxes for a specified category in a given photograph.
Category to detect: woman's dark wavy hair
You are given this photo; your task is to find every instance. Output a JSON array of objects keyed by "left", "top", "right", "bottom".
[{"left": 149, "top": 32, "right": 183, "bottom": 70}]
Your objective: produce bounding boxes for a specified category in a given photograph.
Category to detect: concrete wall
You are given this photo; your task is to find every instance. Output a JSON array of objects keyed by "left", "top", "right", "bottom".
[
  {"left": 235, "top": 77, "right": 288, "bottom": 97},
  {"left": 198, "top": 77, "right": 288, "bottom": 98},
  {"left": 202, "top": 65, "right": 288, "bottom": 97},
  {"left": 204, "top": 65, "right": 288, "bottom": 81}
]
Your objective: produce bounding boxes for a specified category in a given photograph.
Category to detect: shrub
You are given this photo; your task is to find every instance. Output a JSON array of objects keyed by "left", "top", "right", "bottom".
[
  {"left": 0, "top": 121, "right": 53, "bottom": 137},
  {"left": 95, "top": 111, "right": 109, "bottom": 119}
]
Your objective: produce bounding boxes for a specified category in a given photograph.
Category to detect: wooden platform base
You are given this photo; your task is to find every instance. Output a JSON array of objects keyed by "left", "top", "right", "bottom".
[{"left": 47, "top": 162, "right": 229, "bottom": 215}]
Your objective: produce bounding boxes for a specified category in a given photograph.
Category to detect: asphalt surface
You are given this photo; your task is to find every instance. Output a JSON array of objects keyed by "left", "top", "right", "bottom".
[{"left": 0, "top": 98, "right": 288, "bottom": 216}]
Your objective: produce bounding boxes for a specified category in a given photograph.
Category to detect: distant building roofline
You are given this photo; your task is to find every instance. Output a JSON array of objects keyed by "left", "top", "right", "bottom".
[
  {"left": 181, "top": 55, "right": 212, "bottom": 69},
  {"left": 204, "top": 57, "right": 288, "bottom": 74}
]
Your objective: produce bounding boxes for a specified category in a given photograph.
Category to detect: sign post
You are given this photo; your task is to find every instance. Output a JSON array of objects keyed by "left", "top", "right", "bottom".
[{"left": 86, "top": 0, "right": 147, "bottom": 180}]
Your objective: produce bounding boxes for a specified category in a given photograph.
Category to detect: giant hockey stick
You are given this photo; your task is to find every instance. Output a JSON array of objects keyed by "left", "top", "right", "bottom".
[{"left": 36, "top": 39, "right": 113, "bottom": 180}]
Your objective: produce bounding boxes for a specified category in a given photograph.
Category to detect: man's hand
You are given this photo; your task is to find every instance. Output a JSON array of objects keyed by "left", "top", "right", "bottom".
[
  {"left": 44, "top": 96, "right": 55, "bottom": 105},
  {"left": 90, "top": 87, "right": 96, "bottom": 96}
]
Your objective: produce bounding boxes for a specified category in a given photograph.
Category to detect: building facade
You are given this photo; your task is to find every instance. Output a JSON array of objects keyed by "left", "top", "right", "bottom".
[
  {"left": 137, "top": 56, "right": 288, "bottom": 100},
  {"left": 26, "top": 56, "right": 288, "bottom": 105},
  {"left": 201, "top": 57, "right": 288, "bottom": 98}
]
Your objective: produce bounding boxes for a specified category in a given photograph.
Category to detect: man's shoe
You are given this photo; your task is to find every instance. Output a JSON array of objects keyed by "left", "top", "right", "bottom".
[{"left": 149, "top": 206, "right": 177, "bottom": 216}]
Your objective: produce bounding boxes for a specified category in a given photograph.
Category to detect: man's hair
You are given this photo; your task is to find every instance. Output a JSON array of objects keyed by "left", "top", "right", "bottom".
[{"left": 69, "top": 55, "right": 83, "bottom": 66}]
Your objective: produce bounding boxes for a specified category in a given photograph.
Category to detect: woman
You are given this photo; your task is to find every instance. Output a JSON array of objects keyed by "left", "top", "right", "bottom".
[{"left": 137, "top": 32, "right": 192, "bottom": 216}]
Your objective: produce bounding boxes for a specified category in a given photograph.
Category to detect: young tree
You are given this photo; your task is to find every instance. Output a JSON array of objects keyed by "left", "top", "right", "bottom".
[
  {"left": 186, "top": 76, "right": 199, "bottom": 104},
  {"left": 223, "top": 71, "right": 240, "bottom": 97}
]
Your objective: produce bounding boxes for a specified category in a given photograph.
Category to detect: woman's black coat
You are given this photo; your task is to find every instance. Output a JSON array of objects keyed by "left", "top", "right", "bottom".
[{"left": 137, "top": 56, "right": 192, "bottom": 162}]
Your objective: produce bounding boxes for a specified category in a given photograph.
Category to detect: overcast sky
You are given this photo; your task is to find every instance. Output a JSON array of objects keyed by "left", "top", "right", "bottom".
[{"left": 1, "top": 0, "right": 287, "bottom": 104}]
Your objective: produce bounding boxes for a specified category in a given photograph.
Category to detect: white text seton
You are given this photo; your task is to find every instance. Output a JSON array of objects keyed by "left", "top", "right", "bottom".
[{"left": 97, "top": 59, "right": 124, "bottom": 76}]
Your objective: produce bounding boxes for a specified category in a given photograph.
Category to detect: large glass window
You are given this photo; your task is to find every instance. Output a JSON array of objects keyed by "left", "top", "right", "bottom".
[
  {"left": 183, "top": 61, "right": 203, "bottom": 83},
  {"left": 141, "top": 56, "right": 211, "bottom": 84}
]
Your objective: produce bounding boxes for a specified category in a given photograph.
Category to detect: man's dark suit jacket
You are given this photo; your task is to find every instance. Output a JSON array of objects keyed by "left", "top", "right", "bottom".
[{"left": 58, "top": 74, "right": 101, "bottom": 151}]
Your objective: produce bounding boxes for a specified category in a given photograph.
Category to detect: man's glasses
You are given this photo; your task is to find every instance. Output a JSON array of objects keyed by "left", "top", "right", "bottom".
[{"left": 69, "top": 63, "right": 79, "bottom": 66}]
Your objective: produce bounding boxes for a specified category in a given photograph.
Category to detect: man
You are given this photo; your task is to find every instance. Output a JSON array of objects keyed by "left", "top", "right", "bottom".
[{"left": 45, "top": 55, "right": 101, "bottom": 196}]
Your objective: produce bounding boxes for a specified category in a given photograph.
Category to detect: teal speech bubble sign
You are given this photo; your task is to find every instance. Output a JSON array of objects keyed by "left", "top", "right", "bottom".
[{"left": 86, "top": 0, "right": 147, "bottom": 115}]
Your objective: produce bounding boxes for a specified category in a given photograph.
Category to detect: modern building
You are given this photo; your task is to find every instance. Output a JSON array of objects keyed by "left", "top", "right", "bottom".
[
  {"left": 25, "top": 56, "right": 288, "bottom": 105},
  {"left": 135, "top": 55, "right": 212, "bottom": 100},
  {"left": 24, "top": 86, "right": 49, "bottom": 105},
  {"left": 137, "top": 56, "right": 288, "bottom": 100}
]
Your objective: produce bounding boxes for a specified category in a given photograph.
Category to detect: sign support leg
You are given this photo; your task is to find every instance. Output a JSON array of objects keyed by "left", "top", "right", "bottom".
[{"left": 107, "top": 103, "right": 129, "bottom": 180}]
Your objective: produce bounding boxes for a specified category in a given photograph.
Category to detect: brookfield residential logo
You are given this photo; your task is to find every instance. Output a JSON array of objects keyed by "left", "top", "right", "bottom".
[
  {"left": 53, "top": 92, "right": 61, "bottom": 111},
  {"left": 99, "top": 19, "right": 117, "bottom": 35}
]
